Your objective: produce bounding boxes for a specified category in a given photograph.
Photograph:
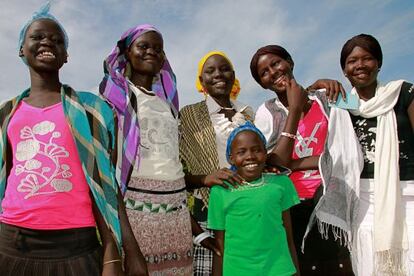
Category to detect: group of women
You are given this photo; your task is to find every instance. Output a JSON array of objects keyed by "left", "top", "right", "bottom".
[{"left": 0, "top": 3, "right": 412, "bottom": 276}]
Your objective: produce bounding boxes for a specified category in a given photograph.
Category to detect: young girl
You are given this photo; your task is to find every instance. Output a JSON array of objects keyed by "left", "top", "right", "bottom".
[
  {"left": 99, "top": 24, "right": 193, "bottom": 275},
  {"left": 179, "top": 51, "right": 252, "bottom": 275},
  {"left": 208, "top": 122, "right": 300, "bottom": 276},
  {"left": 0, "top": 4, "right": 147, "bottom": 276}
]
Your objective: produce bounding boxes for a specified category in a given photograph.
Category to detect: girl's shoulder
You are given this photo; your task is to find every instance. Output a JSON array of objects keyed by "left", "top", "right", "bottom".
[{"left": 263, "top": 173, "right": 291, "bottom": 184}]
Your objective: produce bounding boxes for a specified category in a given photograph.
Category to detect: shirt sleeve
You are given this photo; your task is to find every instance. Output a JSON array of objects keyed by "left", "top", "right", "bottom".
[
  {"left": 279, "top": 175, "right": 300, "bottom": 211},
  {"left": 401, "top": 82, "right": 414, "bottom": 109},
  {"left": 254, "top": 104, "right": 274, "bottom": 146},
  {"left": 207, "top": 186, "right": 226, "bottom": 230}
]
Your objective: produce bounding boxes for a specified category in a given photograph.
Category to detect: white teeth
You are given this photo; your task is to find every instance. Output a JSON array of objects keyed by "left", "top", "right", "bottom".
[
  {"left": 38, "top": 51, "right": 56, "bottom": 58},
  {"left": 244, "top": 164, "right": 258, "bottom": 169}
]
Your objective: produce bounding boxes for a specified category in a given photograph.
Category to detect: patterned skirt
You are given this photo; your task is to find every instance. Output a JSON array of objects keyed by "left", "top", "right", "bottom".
[
  {"left": 0, "top": 223, "right": 102, "bottom": 276},
  {"left": 125, "top": 177, "right": 193, "bottom": 276}
]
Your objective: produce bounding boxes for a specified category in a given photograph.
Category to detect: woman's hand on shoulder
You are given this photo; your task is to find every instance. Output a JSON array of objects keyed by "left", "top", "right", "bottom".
[
  {"left": 307, "top": 79, "right": 346, "bottom": 103},
  {"left": 203, "top": 168, "right": 244, "bottom": 189}
]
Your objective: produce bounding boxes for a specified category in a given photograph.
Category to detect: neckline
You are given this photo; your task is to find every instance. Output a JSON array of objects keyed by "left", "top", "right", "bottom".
[{"left": 21, "top": 100, "right": 62, "bottom": 111}]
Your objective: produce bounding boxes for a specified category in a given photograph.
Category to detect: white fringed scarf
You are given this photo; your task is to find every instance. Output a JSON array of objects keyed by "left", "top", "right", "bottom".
[{"left": 350, "top": 80, "right": 408, "bottom": 275}]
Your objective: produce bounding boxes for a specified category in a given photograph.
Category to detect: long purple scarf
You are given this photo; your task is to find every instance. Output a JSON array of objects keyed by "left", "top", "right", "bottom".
[{"left": 99, "top": 24, "right": 179, "bottom": 193}]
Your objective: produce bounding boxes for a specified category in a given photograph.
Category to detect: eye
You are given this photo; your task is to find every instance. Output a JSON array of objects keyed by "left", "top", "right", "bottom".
[
  {"left": 260, "top": 69, "right": 268, "bottom": 78},
  {"left": 136, "top": 43, "right": 149, "bottom": 50},
  {"left": 30, "top": 34, "right": 44, "bottom": 41}
]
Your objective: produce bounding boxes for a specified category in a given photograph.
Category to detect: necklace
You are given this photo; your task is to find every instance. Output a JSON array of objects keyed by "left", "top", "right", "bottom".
[
  {"left": 220, "top": 106, "right": 234, "bottom": 111},
  {"left": 241, "top": 174, "right": 265, "bottom": 187}
]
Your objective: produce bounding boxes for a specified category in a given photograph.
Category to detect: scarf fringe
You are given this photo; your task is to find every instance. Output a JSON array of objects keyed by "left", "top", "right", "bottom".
[
  {"left": 374, "top": 250, "right": 406, "bottom": 276},
  {"left": 316, "top": 219, "right": 352, "bottom": 250}
]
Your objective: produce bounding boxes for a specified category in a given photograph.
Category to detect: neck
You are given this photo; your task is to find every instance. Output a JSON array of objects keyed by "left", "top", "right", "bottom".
[
  {"left": 355, "top": 80, "right": 378, "bottom": 101},
  {"left": 130, "top": 73, "right": 154, "bottom": 91},
  {"left": 276, "top": 91, "right": 289, "bottom": 107},
  {"left": 29, "top": 69, "right": 61, "bottom": 94},
  {"left": 211, "top": 96, "right": 232, "bottom": 108}
]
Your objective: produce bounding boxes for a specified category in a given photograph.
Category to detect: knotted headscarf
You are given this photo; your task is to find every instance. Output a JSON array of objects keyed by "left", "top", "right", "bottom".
[
  {"left": 99, "top": 24, "right": 179, "bottom": 193},
  {"left": 196, "top": 51, "right": 241, "bottom": 100},
  {"left": 226, "top": 121, "right": 267, "bottom": 171}
]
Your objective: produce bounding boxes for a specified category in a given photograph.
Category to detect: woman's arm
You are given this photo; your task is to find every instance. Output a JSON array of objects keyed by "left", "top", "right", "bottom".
[
  {"left": 267, "top": 79, "right": 306, "bottom": 168},
  {"left": 289, "top": 156, "right": 319, "bottom": 171},
  {"left": 92, "top": 200, "right": 124, "bottom": 276},
  {"left": 190, "top": 214, "right": 221, "bottom": 256},
  {"left": 408, "top": 99, "right": 414, "bottom": 132},
  {"left": 117, "top": 190, "right": 149, "bottom": 276},
  {"left": 184, "top": 169, "right": 244, "bottom": 189},
  {"left": 282, "top": 210, "right": 300, "bottom": 276},
  {"left": 111, "top": 115, "right": 148, "bottom": 276},
  {"left": 212, "top": 230, "right": 225, "bottom": 276}
]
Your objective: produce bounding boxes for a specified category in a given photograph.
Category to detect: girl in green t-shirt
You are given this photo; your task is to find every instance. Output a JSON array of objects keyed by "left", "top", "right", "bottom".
[{"left": 208, "top": 122, "right": 300, "bottom": 276}]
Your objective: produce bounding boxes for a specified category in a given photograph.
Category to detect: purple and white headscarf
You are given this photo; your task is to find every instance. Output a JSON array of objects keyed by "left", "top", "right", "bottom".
[{"left": 99, "top": 24, "right": 179, "bottom": 194}]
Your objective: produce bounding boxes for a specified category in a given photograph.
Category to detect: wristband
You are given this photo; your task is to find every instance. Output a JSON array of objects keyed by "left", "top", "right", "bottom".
[
  {"left": 281, "top": 132, "right": 297, "bottom": 140},
  {"left": 194, "top": 232, "right": 211, "bottom": 246},
  {"left": 103, "top": 259, "right": 122, "bottom": 265}
]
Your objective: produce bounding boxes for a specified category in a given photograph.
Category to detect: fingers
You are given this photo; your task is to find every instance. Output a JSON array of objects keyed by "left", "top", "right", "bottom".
[{"left": 206, "top": 169, "right": 244, "bottom": 189}]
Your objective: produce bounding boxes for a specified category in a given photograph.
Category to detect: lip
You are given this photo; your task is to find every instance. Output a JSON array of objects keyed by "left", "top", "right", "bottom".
[{"left": 213, "top": 80, "right": 227, "bottom": 88}]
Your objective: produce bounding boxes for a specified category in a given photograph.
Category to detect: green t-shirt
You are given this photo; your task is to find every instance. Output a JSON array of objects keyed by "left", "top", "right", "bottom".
[{"left": 208, "top": 173, "right": 300, "bottom": 276}]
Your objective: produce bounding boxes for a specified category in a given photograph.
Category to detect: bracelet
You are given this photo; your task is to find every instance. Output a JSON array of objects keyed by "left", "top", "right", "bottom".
[
  {"left": 194, "top": 232, "right": 211, "bottom": 246},
  {"left": 281, "top": 132, "right": 297, "bottom": 140},
  {"left": 103, "top": 259, "right": 122, "bottom": 265}
]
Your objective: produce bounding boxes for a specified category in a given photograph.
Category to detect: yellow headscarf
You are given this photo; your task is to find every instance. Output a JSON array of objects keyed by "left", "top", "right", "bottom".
[{"left": 195, "top": 51, "right": 241, "bottom": 100}]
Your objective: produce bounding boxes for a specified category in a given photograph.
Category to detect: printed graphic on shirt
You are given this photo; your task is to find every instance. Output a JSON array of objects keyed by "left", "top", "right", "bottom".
[
  {"left": 15, "top": 120, "right": 73, "bottom": 199},
  {"left": 353, "top": 119, "right": 376, "bottom": 164},
  {"left": 295, "top": 122, "right": 322, "bottom": 179},
  {"left": 139, "top": 116, "right": 179, "bottom": 159}
]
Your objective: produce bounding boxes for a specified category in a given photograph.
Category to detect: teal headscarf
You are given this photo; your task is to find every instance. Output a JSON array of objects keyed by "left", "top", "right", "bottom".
[{"left": 226, "top": 121, "right": 267, "bottom": 171}]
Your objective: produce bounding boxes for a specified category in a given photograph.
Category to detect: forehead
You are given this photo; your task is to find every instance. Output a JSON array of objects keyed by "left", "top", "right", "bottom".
[
  {"left": 133, "top": 31, "right": 163, "bottom": 45},
  {"left": 203, "top": 54, "right": 231, "bottom": 69},
  {"left": 25, "top": 19, "right": 64, "bottom": 36},
  {"left": 257, "top": 53, "right": 283, "bottom": 66},
  {"left": 232, "top": 130, "right": 264, "bottom": 147},
  {"left": 347, "top": 46, "right": 374, "bottom": 58}
]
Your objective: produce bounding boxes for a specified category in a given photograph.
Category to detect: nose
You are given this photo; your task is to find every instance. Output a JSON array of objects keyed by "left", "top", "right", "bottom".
[
  {"left": 39, "top": 36, "right": 54, "bottom": 47},
  {"left": 355, "top": 59, "right": 366, "bottom": 69}
]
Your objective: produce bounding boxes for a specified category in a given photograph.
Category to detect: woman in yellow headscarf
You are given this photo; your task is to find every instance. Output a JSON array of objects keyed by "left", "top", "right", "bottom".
[{"left": 179, "top": 51, "right": 254, "bottom": 275}]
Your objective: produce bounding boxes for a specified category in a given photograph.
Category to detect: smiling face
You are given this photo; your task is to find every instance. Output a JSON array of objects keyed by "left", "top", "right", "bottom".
[
  {"left": 127, "top": 31, "right": 164, "bottom": 77},
  {"left": 343, "top": 46, "right": 379, "bottom": 90},
  {"left": 20, "top": 19, "right": 67, "bottom": 72},
  {"left": 256, "top": 53, "right": 294, "bottom": 94},
  {"left": 230, "top": 130, "right": 267, "bottom": 182},
  {"left": 199, "top": 54, "right": 235, "bottom": 100}
]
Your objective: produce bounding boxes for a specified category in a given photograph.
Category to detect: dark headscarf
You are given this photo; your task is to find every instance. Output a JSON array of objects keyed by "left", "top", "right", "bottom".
[
  {"left": 340, "top": 34, "right": 383, "bottom": 69},
  {"left": 250, "top": 45, "right": 294, "bottom": 88}
]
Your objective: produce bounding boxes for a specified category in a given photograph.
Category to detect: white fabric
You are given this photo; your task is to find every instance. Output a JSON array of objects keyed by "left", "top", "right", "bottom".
[
  {"left": 352, "top": 179, "right": 414, "bottom": 276},
  {"left": 303, "top": 106, "right": 364, "bottom": 251},
  {"left": 129, "top": 84, "right": 184, "bottom": 181},
  {"left": 254, "top": 102, "right": 274, "bottom": 149},
  {"left": 350, "top": 80, "right": 407, "bottom": 274},
  {"left": 205, "top": 96, "right": 253, "bottom": 168}
]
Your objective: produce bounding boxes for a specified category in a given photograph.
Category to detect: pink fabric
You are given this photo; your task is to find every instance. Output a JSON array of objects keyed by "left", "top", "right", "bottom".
[
  {"left": 290, "top": 101, "right": 328, "bottom": 199},
  {"left": 0, "top": 101, "right": 95, "bottom": 229}
]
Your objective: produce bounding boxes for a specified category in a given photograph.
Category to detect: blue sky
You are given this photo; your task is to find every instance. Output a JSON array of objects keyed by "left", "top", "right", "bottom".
[{"left": 1, "top": 0, "right": 413, "bottom": 110}]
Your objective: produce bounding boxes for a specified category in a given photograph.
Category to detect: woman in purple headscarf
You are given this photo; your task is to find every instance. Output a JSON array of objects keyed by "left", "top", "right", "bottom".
[{"left": 99, "top": 25, "right": 192, "bottom": 275}]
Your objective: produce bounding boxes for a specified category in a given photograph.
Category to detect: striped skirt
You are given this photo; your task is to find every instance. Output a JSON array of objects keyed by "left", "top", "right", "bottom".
[
  {"left": 125, "top": 177, "right": 193, "bottom": 276},
  {"left": 0, "top": 223, "right": 102, "bottom": 276}
]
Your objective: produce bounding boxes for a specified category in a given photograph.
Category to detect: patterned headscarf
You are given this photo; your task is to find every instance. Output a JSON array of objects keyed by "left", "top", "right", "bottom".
[
  {"left": 196, "top": 51, "right": 241, "bottom": 100},
  {"left": 226, "top": 121, "right": 267, "bottom": 171},
  {"left": 18, "top": 2, "right": 69, "bottom": 64},
  {"left": 99, "top": 24, "right": 179, "bottom": 193}
]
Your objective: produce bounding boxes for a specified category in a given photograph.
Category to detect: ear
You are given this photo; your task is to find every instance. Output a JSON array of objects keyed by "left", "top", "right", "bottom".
[
  {"left": 229, "top": 154, "right": 235, "bottom": 165},
  {"left": 64, "top": 52, "right": 68, "bottom": 63},
  {"left": 19, "top": 47, "right": 24, "bottom": 57},
  {"left": 199, "top": 75, "right": 204, "bottom": 85}
]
